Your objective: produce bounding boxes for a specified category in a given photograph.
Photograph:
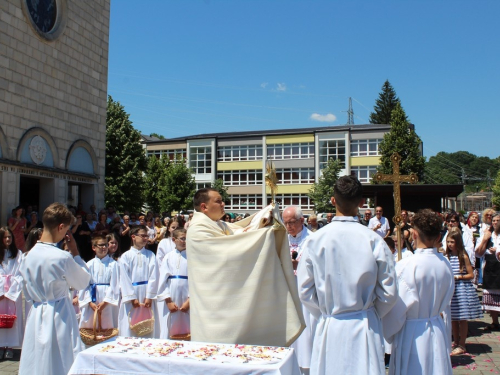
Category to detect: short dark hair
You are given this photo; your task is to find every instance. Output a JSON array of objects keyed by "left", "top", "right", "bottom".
[
  {"left": 412, "top": 209, "right": 443, "bottom": 243},
  {"left": 130, "top": 225, "right": 148, "bottom": 236},
  {"left": 333, "top": 176, "right": 363, "bottom": 212},
  {"left": 384, "top": 236, "right": 395, "bottom": 251},
  {"left": 193, "top": 188, "right": 219, "bottom": 211}
]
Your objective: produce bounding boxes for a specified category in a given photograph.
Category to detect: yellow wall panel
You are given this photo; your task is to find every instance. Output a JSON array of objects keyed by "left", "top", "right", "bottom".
[
  {"left": 217, "top": 161, "right": 263, "bottom": 171},
  {"left": 266, "top": 184, "right": 313, "bottom": 194},
  {"left": 266, "top": 134, "right": 314, "bottom": 144},
  {"left": 350, "top": 156, "right": 380, "bottom": 167}
]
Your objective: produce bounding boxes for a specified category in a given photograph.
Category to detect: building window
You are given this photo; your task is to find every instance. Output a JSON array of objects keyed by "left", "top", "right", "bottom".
[
  {"left": 217, "top": 145, "right": 263, "bottom": 161},
  {"left": 270, "top": 194, "right": 314, "bottom": 210},
  {"left": 276, "top": 168, "right": 315, "bottom": 184},
  {"left": 226, "top": 195, "right": 263, "bottom": 210},
  {"left": 267, "top": 143, "right": 314, "bottom": 160},
  {"left": 319, "top": 140, "right": 346, "bottom": 169},
  {"left": 196, "top": 182, "right": 212, "bottom": 190},
  {"left": 217, "top": 170, "right": 263, "bottom": 186},
  {"left": 351, "top": 166, "right": 378, "bottom": 183},
  {"left": 190, "top": 146, "right": 212, "bottom": 174},
  {"left": 147, "top": 149, "right": 187, "bottom": 162},
  {"left": 350, "top": 139, "right": 382, "bottom": 157}
]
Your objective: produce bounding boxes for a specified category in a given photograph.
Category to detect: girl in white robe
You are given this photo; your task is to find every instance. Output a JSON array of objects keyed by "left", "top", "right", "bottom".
[
  {"left": 0, "top": 227, "right": 23, "bottom": 359},
  {"left": 117, "top": 227, "right": 160, "bottom": 338},
  {"left": 79, "top": 238, "right": 119, "bottom": 331},
  {"left": 157, "top": 229, "right": 189, "bottom": 339},
  {"left": 156, "top": 220, "right": 179, "bottom": 268}
]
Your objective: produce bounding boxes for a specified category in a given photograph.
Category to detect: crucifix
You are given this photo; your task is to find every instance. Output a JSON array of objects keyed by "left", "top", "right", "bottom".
[{"left": 372, "top": 152, "right": 418, "bottom": 261}]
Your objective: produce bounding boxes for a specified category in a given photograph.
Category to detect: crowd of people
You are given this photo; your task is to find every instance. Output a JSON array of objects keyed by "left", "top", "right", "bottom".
[{"left": 0, "top": 182, "right": 498, "bottom": 375}]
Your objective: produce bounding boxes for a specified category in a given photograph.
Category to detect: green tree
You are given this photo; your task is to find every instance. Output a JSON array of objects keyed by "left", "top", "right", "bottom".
[
  {"left": 308, "top": 159, "right": 342, "bottom": 213},
  {"left": 211, "top": 178, "right": 230, "bottom": 204},
  {"left": 492, "top": 169, "right": 500, "bottom": 209},
  {"left": 150, "top": 133, "right": 166, "bottom": 140},
  {"left": 105, "top": 96, "right": 146, "bottom": 212},
  {"left": 369, "top": 80, "right": 401, "bottom": 124},
  {"left": 160, "top": 156, "right": 196, "bottom": 212},
  {"left": 376, "top": 102, "right": 425, "bottom": 181},
  {"left": 144, "top": 154, "right": 169, "bottom": 213}
]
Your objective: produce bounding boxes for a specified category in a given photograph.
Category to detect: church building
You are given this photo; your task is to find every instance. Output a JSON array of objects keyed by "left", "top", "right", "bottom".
[{"left": 0, "top": 0, "right": 110, "bottom": 225}]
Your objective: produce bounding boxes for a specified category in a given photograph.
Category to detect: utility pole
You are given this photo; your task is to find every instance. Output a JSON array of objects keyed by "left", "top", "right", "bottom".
[{"left": 344, "top": 97, "right": 354, "bottom": 125}]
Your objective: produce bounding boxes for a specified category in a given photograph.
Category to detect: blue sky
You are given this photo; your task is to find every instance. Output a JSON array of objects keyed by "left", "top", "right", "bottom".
[{"left": 108, "top": 1, "right": 499, "bottom": 159}]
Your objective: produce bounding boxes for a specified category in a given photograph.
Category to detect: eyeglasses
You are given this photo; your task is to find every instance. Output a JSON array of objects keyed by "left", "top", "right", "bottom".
[
  {"left": 175, "top": 237, "right": 187, "bottom": 241},
  {"left": 284, "top": 220, "right": 299, "bottom": 227},
  {"left": 448, "top": 220, "right": 457, "bottom": 223},
  {"left": 95, "top": 243, "right": 108, "bottom": 248},
  {"left": 134, "top": 234, "right": 149, "bottom": 238}
]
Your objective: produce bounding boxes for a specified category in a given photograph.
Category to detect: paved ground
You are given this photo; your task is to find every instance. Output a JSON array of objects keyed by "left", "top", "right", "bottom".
[{"left": 3, "top": 298, "right": 500, "bottom": 374}]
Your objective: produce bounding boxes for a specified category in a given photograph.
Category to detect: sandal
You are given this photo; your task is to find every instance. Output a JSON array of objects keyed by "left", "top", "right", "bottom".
[{"left": 451, "top": 345, "right": 466, "bottom": 356}]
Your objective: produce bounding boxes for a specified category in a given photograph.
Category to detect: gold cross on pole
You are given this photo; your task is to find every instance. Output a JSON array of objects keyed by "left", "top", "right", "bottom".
[
  {"left": 372, "top": 152, "right": 418, "bottom": 261},
  {"left": 265, "top": 160, "right": 279, "bottom": 204}
]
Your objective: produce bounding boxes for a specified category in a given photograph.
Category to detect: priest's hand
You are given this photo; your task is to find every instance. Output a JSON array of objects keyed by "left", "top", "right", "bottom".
[
  {"left": 180, "top": 298, "right": 190, "bottom": 313},
  {"left": 132, "top": 299, "right": 140, "bottom": 308},
  {"left": 144, "top": 298, "right": 152, "bottom": 308},
  {"left": 90, "top": 302, "right": 97, "bottom": 311}
]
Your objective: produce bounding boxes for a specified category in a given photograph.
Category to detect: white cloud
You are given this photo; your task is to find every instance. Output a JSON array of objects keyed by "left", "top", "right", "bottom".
[
  {"left": 260, "top": 82, "right": 268, "bottom": 89},
  {"left": 276, "top": 83, "right": 287, "bottom": 92},
  {"left": 310, "top": 113, "right": 337, "bottom": 122}
]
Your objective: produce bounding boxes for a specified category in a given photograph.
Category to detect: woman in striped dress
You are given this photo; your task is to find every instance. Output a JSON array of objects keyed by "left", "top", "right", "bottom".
[{"left": 446, "top": 228, "right": 482, "bottom": 355}]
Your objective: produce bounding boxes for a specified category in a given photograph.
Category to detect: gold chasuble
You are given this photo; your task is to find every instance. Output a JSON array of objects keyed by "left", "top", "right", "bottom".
[{"left": 186, "top": 206, "right": 305, "bottom": 347}]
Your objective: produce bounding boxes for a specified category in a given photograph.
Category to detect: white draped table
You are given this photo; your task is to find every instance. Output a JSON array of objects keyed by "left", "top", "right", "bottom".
[{"left": 69, "top": 337, "right": 300, "bottom": 375}]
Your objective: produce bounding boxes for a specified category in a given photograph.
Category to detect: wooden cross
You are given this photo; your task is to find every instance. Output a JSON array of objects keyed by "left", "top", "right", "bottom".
[{"left": 372, "top": 152, "right": 418, "bottom": 261}]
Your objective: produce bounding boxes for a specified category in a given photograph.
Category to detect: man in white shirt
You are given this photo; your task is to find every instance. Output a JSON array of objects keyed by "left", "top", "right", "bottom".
[
  {"left": 298, "top": 176, "right": 397, "bottom": 375},
  {"left": 368, "top": 206, "right": 391, "bottom": 238}
]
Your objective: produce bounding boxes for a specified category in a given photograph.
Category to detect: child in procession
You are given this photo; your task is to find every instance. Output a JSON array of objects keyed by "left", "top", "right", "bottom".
[
  {"left": 0, "top": 227, "right": 23, "bottom": 360},
  {"left": 79, "top": 235, "right": 120, "bottom": 333},
  {"left": 157, "top": 228, "right": 190, "bottom": 339},
  {"left": 117, "top": 225, "right": 160, "bottom": 337},
  {"left": 446, "top": 228, "right": 483, "bottom": 355}
]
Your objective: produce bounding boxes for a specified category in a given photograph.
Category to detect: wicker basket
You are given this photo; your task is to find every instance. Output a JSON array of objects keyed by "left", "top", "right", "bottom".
[
  {"left": 129, "top": 305, "right": 154, "bottom": 337},
  {"left": 170, "top": 333, "right": 191, "bottom": 341},
  {"left": 80, "top": 309, "right": 119, "bottom": 346},
  {"left": 0, "top": 302, "right": 17, "bottom": 329}
]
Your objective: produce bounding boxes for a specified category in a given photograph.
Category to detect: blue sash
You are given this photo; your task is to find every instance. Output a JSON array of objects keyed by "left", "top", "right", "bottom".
[
  {"left": 167, "top": 275, "right": 188, "bottom": 280},
  {"left": 132, "top": 280, "right": 149, "bottom": 286},
  {"left": 90, "top": 283, "right": 110, "bottom": 303}
]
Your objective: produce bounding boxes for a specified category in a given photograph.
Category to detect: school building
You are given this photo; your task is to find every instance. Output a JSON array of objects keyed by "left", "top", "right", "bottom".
[{"left": 142, "top": 124, "right": 402, "bottom": 214}]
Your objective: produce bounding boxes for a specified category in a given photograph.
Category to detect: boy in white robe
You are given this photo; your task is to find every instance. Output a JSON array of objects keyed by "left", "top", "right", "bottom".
[
  {"left": 117, "top": 225, "right": 160, "bottom": 338},
  {"left": 79, "top": 235, "right": 119, "bottom": 332},
  {"left": 19, "top": 203, "right": 90, "bottom": 375},
  {"left": 383, "top": 209, "right": 454, "bottom": 375},
  {"left": 157, "top": 228, "right": 190, "bottom": 339},
  {"left": 297, "top": 175, "right": 398, "bottom": 375}
]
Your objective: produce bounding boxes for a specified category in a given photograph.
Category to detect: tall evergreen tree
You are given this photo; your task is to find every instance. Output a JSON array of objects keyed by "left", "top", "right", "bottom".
[
  {"left": 160, "top": 156, "right": 196, "bottom": 212},
  {"left": 308, "top": 159, "right": 342, "bottom": 213},
  {"left": 376, "top": 102, "right": 425, "bottom": 181},
  {"left": 369, "top": 80, "right": 401, "bottom": 124},
  {"left": 105, "top": 96, "right": 147, "bottom": 213}
]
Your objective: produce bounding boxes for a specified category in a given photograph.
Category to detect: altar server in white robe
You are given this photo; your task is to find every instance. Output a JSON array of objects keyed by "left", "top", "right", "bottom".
[
  {"left": 0, "top": 227, "right": 23, "bottom": 358},
  {"left": 298, "top": 176, "right": 398, "bottom": 375},
  {"left": 79, "top": 235, "right": 119, "bottom": 332},
  {"left": 156, "top": 219, "right": 179, "bottom": 268},
  {"left": 157, "top": 228, "right": 190, "bottom": 339},
  {"left": 19, "top": 203, "right": 90, "bottom": 375},
  {"left": 118, "top": 225, "right": 160, "bottom": 338},
  {"left": 383, "top": 209, "right": 454, "bottom": 375}
]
